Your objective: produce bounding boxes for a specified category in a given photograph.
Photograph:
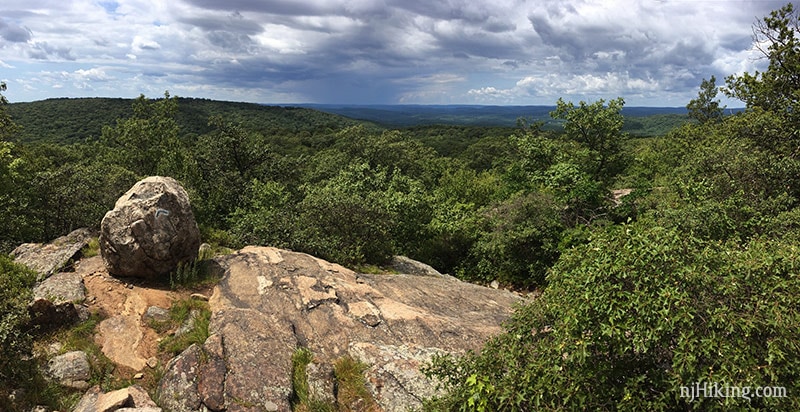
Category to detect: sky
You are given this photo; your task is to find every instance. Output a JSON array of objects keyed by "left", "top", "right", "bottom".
[{"left": 0, "top": 0, "right": 791, "bottom": 106}]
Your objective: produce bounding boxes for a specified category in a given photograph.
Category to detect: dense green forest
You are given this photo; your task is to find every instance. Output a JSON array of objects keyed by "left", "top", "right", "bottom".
[
  {"left": 2, "top": 3, "right": 800, "bottom": 411},
  {"left": 6, "top": 97, "right": 366, "bottom": 145}
]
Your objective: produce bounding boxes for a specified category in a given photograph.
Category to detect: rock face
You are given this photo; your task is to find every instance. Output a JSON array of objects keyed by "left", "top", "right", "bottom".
[
  {"left": 73, "top": 385, "right": 161, "bottom": 412},
  {"left": 11, "top": 227, "right": 94, "bottom": 280},
  {"left": 29, "top": 271, "right": 88, "bottom": 327},
  {"left": 46, "top": 351, "right": 91, "bottom": 390},
  {"left": 388, "top": 255, "right": 448, "bottom": 278},
  {"left": 100, "top": 176, "right": 200, "bottom": 279},
  {"left": 158, "top": 246, "right": 522, "bottom": 411}
]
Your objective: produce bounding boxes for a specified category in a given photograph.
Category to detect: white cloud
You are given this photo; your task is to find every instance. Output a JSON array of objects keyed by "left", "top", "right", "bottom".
[
  {"left": 468, "top": 72, "right": 662, "bottom": 104},
  {"left": 0, "top": 0, "right": 788, "bottom": 104},
  {"left": 131, "top": 36, "right": 161, "bottom": 52}
]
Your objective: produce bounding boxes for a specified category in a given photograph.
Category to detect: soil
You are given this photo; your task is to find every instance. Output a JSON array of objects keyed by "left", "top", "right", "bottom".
[{"left": 72, "top": 256, "right": 215, "bottom": 383}]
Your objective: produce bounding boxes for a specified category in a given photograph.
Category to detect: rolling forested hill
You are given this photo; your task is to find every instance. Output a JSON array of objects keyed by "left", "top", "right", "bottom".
[
  {"left": 7, "top": 97, "right": 693, "bottom": 145},
  {"left": 6, "top": 97, "right": 367, "bottom": 144}
]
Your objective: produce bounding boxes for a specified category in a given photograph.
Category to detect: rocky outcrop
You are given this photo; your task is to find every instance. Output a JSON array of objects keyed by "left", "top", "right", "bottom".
[
  {"left": 158, "top": 246, "right": 522, "bottom": 411},
  {"left": 388, "top": 255, "right": 448, "bottom": 278},
  {"left": 29, "top": 271, "right": 89, "bottom": 328},
  {"left": 73, "top": 385, "right": 160, "bottom": 412},
  {"left": 46, "top": 350, "right": 90, "bottom": 390},
  {"left": 11, "top": 227, "right": 93, "bottom": 280},
  {"left": 100, "top": 176, "right": 200, "bottom": 279}
]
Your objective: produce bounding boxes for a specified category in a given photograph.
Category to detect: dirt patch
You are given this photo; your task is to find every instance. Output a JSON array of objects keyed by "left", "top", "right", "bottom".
[{"left": 74, "top": 256, "right": 212, "bottom": 376}]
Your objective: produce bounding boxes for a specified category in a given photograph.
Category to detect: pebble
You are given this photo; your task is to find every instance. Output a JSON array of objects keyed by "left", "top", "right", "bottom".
[{"left": 134, "top": 372, "right": 144, "bottom": 379}]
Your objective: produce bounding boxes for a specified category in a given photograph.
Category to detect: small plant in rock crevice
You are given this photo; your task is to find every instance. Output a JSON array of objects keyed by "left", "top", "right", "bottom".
[
  {"left": 291, "top": 347, "right": 378, "bottom": 412},
  {"left": 157, "top": 298, "right": 211, "bottom": 356}
]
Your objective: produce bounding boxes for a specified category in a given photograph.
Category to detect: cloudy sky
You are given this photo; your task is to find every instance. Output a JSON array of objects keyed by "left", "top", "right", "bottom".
[{"left": 0, "top": 0, "right": 790, "bottom": 106}]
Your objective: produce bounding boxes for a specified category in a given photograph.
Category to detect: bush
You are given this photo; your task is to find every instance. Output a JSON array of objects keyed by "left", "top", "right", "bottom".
[
  {"left": 295, "top": 163, "right": 397, "bottom": 266},
  {"left": 0, "top": 255, "right": 41, "bottom": 408},
  {"left": 0, "top": 255, "right": 36, "bottom": 381},
  {"left": 458, "top": 191, "right": 563, "bottom": 288},
  {"left": 425, "top": 223, "right": 800, "bottom": 410}
]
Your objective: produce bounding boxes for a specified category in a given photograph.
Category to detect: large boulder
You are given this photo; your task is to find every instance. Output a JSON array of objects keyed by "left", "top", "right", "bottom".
[
  {"left": 100, "top": 176, "right": 200, "bottom": 279},
  {"left": 12, "top": 227, "right": 94, "bottom": 281},
  {"left": 158, "top": 246, "right": 523, "bottom": 411}
]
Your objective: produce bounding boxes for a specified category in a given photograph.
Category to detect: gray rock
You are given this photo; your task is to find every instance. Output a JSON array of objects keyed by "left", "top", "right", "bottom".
[
  {"left": 158, "top": 246, "right": 523, "bottom": 412},
  {"left": 73, "top": 385, "right": 158, "bottom": 412},
  {"left": 388, "top": 255, "right": 445, "bottom": 277},
  {"left": 142, "top": 306, "right": 170, "bottom": 323},
  {"left": 11, "top": 228, "right": 94, "bottom": 281},
  {"left": 46, "top": 350, "right": 90, "bottom": 390},
  {"left": 100, "top": 176, "right": 200, "bottom": 279},
  {"left": 116, "top": 409, "right": 162, "bottom": 412},
  {"left": 157, "top": 344, "right": 202, "bottom": 412},
  {"left": 29, "top": 272, "right": 88, "bottom": 328},
  {"left": 73, "top": 386, "right": 130, "bottom": 412},
  {"left": 126, "top": 384, "right": 160, "bottom": 408},
  {"left": 196, "top": 334, "right": 225, "bottom": 412},
  {"left": 173, "top": 309, "right": 198, "bottom": 337},
  {"left": 349, "top": 342, "right": 449, "bottom": 411},
  {"left": 33, "top": 271, "right": 86, "bottom": 304}
]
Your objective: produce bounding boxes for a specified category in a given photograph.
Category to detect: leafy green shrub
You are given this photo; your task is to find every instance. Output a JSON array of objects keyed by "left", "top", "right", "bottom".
[
  {"left": 0, "top": 255, "right": 80, "bottom": 411},
  {"left": 425, "top": 223, "right": 800, "bottom": 411},
  {"left": 228, "top": 179, "right": 297, "bottom": 249},
  {"left": 458, "top": 191, "right": 564, "bottom": 288},
  {"left": 0, "top": 255, "right": 37, "bottom": 387},
  {"left": 295, "top": 163, "right": 397, "bottom": 266}
]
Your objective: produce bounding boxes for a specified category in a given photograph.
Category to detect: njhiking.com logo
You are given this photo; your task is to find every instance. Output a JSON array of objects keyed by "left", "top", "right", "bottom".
[{"left": 680, "top": 382, "right": 787, "bottom": 402}]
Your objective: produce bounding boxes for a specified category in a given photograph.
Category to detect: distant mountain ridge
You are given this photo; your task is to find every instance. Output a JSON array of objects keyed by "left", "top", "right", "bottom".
[
  {"left": 297, "top": 103, "right": 694, "bottom": 128},
  {"left": 6, "top": 97, "right": 708, "bottom": 145}
]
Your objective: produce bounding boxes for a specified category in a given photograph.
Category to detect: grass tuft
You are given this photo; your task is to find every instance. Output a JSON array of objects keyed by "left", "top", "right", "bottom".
[
  {"left": 333, "top": 355, "right": 378, "bottom": 412},
  {"left": 157, "top": 298, "right": 211, "bottom": 356}
]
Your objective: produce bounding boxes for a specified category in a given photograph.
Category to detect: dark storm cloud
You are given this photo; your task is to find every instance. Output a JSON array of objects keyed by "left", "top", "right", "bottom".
[
  {"left": 28, "top": 41, "right": 75, "bottom": 60},
  {"left": 1, "top": 0, "right": 794, "bottom": 105},
  {"left": 483, "top": 19, "right": 516, "bottom": 34},
  {"left": 0, "top": 19, "right": 31, "bottom": 43},
  {"left": 180, "top": 11, "right": 264, "bottom": 34},
  {"left": 529, "top": 13, "right": 647, "bottom": 62},
  {"left": 182, "top": 0, "right": 339, "bottom": 16}
]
